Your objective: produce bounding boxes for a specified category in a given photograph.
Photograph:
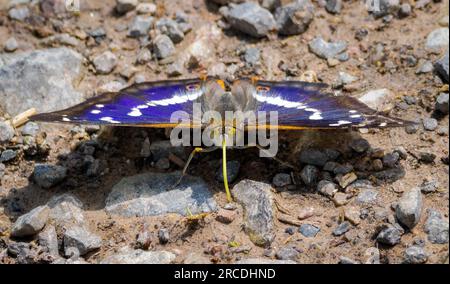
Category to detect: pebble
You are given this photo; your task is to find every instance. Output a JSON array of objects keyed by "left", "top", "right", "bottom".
[
  {"left": 93, "top": 51, "right": 118, "bottom": 74},
  {"left": 333, "top": 221, "right": 351, "bottom": 236},
  {"left": 370, "top": 0, "right": 400, "bottom": 18},
  {"left": 355, "top": 189, "right": 378, "bottom": 205},
  {"left": 4, "top": 37, "right": 18, "bottom": 52},
  {"left": 243, "top": 47, "right": 261, "bottom": 66},
  {"left": 339, "top": 256, "right": 359, "bottom": 264},
  {"left": 0, "top": 149, "right": 17, "bottom": 163},
  {"left": 416, "top": 60, "right": 434, "bottom": 74},
  {"left": 232, "top": 180, "right": 275, "bottom": 247},
  {"left": 272, "top": 173, "right": 292, "bottom": 187},
  {"left": 349, "top": 138, "right": 370, "bottom": 153},
  {"left": 308, "top": 37, "right": 348, "bottom": 60},
  {"left": 435, "top": 93, "right": 449, "bottom": 114},
  {"left": 116, "top": 0, "right": 138, "bottom": 14},
  {"left": 358, "top": 89, "right": 394, "bottom": 112},
  {"left": 376, "top": 225, "right": 402, "bottom": 245},
  {"left": 0, "top": 121, "right": 15, "bottom": 143},
  {"left": 337, "top": 72, "right": 358, "bottom": 85},
  {"left": 424, "top": 210, "right": 449, "bottom": 244},
  {"left": 101, "top": 247, "right": 175, "bottom": 264},
  {"left": 153, "top": 35, "right": 175, "bottom": 59},
  {"left": 41, "top": 33, "right": 80, "bottom": 47},
  {"left": 38, "top": 225, "right": 59, "bottom": 256},
  {"left": 335, "top": 172, "right": 357, "bottom": 188},
  {"left": 298, "top": 207, "right": 315, "bottom": 220},
  {"left": 403, "top": 246, "right": 428, "bottom": 264},
  {"left": 216, "top": 160, "right": 240, "bottom": 184},
  {"left": 398, "top": 3, "right": 411, "bottom": 18},
  {"left": 396, "top": 188, "right": 422, "bottom": 230},
  {"left": 215, "top": 208, "right": 237, "bottom": 224},
  {"left": 373, "top": 167, "right": 405, "bottom": 182},
  {"left": 434, "top": 49, "right": 449, "bottom": 83},
  {"left": 8, "top": 6, "right": 29, "bottom": 21},
  {"left": 21, "top": 122, "right": 40, "bottom": 137},
  {"left": 325, "top": 0, "right": 342, "bottom": 14},
  {"left": 418, "top": 152, "right": 436, "bottom": 164},
  {"left": 11, "top": 205, "right": 50, "bottom": 237},
  {"left": 299, "top": 148, "right": 340, "bottom": 167},
  {"left": 332, "top": 192, "right": 349, "bottom": 206},
  {"left": 420, "top": 179, "right": 439, "bottom": 194},
  {"left": 136, "top": 3, "right": 156, "bottom": 14},
  {"left": 156, "top": 18, "right": 185, "bottom": 44},
  {"left": 300, "top": 165, "right": 319, "bottom": 186},
  {"left": 63, "top": 226, "right": 102, "bottom": 256},
  {"left": 344, "top": 207, "right": 361, "bottom": 225},
  {"left": 136, "top": 48, "right": 152, "bottom": 64},
  {"left": 382, "top": 152, "right": 399, "bottom": 168},
  {"left": 423, "top": 118, "right": 438, "bottom": 131},
  {"left": 275, "top": 246, "right": 299, "bottom": 261},
  {"left": 299, "top": 224, "right": 320, "bottom": 237},
  {"left": 317, "top": 180, "right": 338, "bottom": 197},
  {"left": 226, "top": 2, "right": 276, "bottom": 38},
  {"left": 285, "top": 227, "right": 296, "bottom": 235},
  {"left": 158, "top": 229, "right": 170, "bottom": 244},
  {"left": 364, "top": 247, "right": 380, "bottom": 264},
  {"left": 425, "top": 28, "right": 449, "bottom": 52},
  {"left": 274, "top": 0, "right": 314, "bottom": 35},
  {"left": 33, "top": 164, "right": 67, "bottom": 189},
  {"left": 128, "top": 16, "right": 154, "bottom": 38}
]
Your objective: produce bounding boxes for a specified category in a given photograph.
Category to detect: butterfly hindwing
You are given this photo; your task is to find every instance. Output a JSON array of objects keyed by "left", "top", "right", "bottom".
[{"left": 30, "top": 79, "right": 206, "bottom": 127}]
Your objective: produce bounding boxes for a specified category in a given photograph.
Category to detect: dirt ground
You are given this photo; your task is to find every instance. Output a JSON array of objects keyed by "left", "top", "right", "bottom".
[{"left": 0, "top": 0, "right": 448, "bottom": 264}]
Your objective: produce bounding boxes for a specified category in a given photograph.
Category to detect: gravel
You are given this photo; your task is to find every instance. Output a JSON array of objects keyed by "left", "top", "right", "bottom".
[
  {"left": 299, "top": 224, "right": 321, "bottom": 237},
  {"left": 226, "top": 2, "right": 276, "bottom": 38},
  {"left": 425, "top": 28, "right": 449, "bottom": 52},
  {"left": 4, "top": 37, "right": 18, "bottom": 52},
  {"left": 274, "top": 0, "right": 314, "bottom": 36},
  {"left": 355, "top": 189, "right": 378, "bottom": 205},
  {"left": 93, "top": 51, "right": 118, "bottom": 74},
  {"left": 299, "top": 148, "right": 340, "bottom": 167},
  {"left": 376, "top": 225, "right": 402, "bottom": 245},
  {"left": 358, "top": 89, "right": 394, "bottom": 112},
  {"left": 395, "top": 188, "right": 422, "bottom": 230},
  {"left": 403, "top": 246, "right": 428, "bottom": 264},
  {"left": 153, "top": 34, "right": 176, "bottom": 59},
  {"left": 300, "top": 165, "right": 319, "bottom": 186},
  {"left": 0, "top": 149, "right": 16, "bottom": 163},
  {"left": 156, "top": 18, "right": 185, "bottom": 44},
  {"left": 21, "top": 122, "right": 39, "bottom": 137},
  {"left": 33, "top": 164, "right": 67, "bottom": 189},
  {"left": 275, "top": 246, "right": 299, "bottom": 261},
  {"left": 272, "top": 173, "right": 292, "bottom": 187},
  {"left": 11, "top": 205, "right": 50, "bottom": 237},
  {"left": 434, "top": 49, "right": 449, "bottom": 83},
  {"left": 325, "top": 0, "right": 342, "bottom": 14},
  {"left": 63, "top": 226, "right": 102, "bottom": 256},
  {"left": 0, "top": 121, "right": 15, "bottom": 143},
  {"left": 423, "top": 118, "right": 438, "bottom": 131},
  {"left": 435, "top": 93, "right": 449, "bottom": 114},
  {"left": 308, "top": 37, "right": 348, "bottom": 60},
  {"left": 424, "top": 210, "right": 449, "bottom": 244},
  {"left": 333, "top": 221, "right": 351, "bottom": 236},
  {"left": 128, "top": 16, "right": 154, "bottom": 38},
  {"left": 116, "top": 0, "right": 138, "bottom": 14},
  {"left": 317, "top": 180, "right": 338, "bottom": 197}
]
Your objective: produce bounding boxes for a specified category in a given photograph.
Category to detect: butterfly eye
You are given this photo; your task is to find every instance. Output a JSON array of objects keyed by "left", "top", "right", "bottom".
[
  {"left": 186, "top": 84, "right": 200, "bottom": 91},
  {"left": 257, "top": 85, "right": 271, "bottom": 92}
]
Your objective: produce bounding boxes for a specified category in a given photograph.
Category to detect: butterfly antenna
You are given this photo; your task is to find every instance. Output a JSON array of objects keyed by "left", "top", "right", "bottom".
[{"left": 222, "top": 137, "right": 233, "bottom": 202}]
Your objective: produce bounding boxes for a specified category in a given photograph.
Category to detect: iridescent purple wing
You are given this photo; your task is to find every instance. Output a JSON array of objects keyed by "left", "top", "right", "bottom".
[
  {"left": 30, "top": 79, "right": 207, "bottom": 127},
  {"left": 246, "top": 79, "right": 413, "bottom": 129}
]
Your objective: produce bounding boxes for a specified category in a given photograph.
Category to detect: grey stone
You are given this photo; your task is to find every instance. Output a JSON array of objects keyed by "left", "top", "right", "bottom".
[
  {"left": 300, "top": 165, "right": 319, "bottom": 186},
  {"left": 349, "top": 138, "right": 370, "bottom": 153},
  {"left": 243, "top": 47, "right": 261, "bottom": 66},
  {"left": 272, "top": 173, "right": 292, "bottom": 187},
  {"left": 370, "top": 0, "right": 400, "bottom": 18},
  {"left": 216, "top": 160, "right": 240, "bottom": 184},
  {"left": 166, "top": 61, "right": 184, "bottom": 77},
  {"left": 227, "top": 2, "right": 276, "bottom": 38},
  {"left": 11, "top": 205, "right": 50, "bottom": 237},
  {"left": 434, "top": 50, "right": 449, "bottom": 83},
  {"left": 423, "top": 118, "right": 438, "bottom": 131},
  {"left": 337, "top": 72, "right": 358, "bottom": 85},
  {"left": 317, "top": 180, "right": 338, "bottom": 197},
  {"left": 299, "top": 148, "right": 340, "bottom": 167},
  {"left": 382, "top": 152, "right": 400, "bottom": 168},
  {"left": 136, "top": 48, "right": 152, "bottom": 64},
  {"left": 376, "top": 225, "right": 402, "bottom": 245},
  {"left": 358, "top": 89, "right": 393, "bottom": 112},
  {"left": 425, "top": 28, "right": 449, "bottom": 52},
  {"left": 158, "top": 228, "right": 169, "bottom": 244},
  {"left": 235, "top": 258, "right": 296, "bottom": 264},
  {"left": 420, "top": 179, "right": 439, "bottom": 193},
  {"left": 232, "top": 179, "right": 275, "bottom": 247},
  {"left": 106, "top": 172, "right": 217, "bottom": 217},
  {"left": 424, "top": 210, "right": 449, "bottom": 244},
  {"left": 93, "top": 51, "right": 118, "bottom": 75},
  {"left": 136, "top": 3, "right": 156, "bottom": 14},
  {"left": 0, "top": 121, "right": 14, "bottom": 143},
  {"left": 325, "top": 0, "right": 342, "bottom": 14},
  {"left": 373, "top": 167, "right": 405, "bottom": 182},
  {"left": 274, "top": 0, "right": 314, "bottom": 36},
  {"left": 418, "top": 151, "right": 436, "bottom": 164},
  {"left": 415, "top": 60, "right": 434, "bottom": 74},
  {"left": 153, "top": 35, "right": 175, "bottom": 59},
  {"left": 38, "top": 225, "right": 59, "bottom": 256},
  {"left": 116, "top": 0, "right": 138, "bottom": 14},
  {"left": 398, "top": 3, "right": 411, "bottom": 18},
  {"left": 47, "top": 194, "right": 85, "bottom": 227},
  {"left": 403, "top": 246, "right": 428, "bottom": 264},
  {"left": 101, "top": 247, "right": 175, "bottom": 264},
  {"left": 149, "top": 140, "right": 185, "bottom": 161},
  {"left": 308, "top": 37, "right": 347, "bottom": 60},
  {"left": 276, "top": 246, "right": 299, "bottom": 261},
  {"left": 41, "top": 34, "right": 80, "bottom": 47},
  {"left": 156, "top": 18, "right": 184, "bottom": 44},
  {"left": 128, "top": 16, "right": 154, "bottom": 38},
  {"left": 333, "top": 163, "right": 353, "bottom": 175},
  {"left": 8, "top": 6, "right": 29, "bottom": 21},
  {"left": 63, "top": 226, "right": 102, "bottom": 256},
  {"left": 0, "top": 149, "right": 16, "bottom": 162},
  {"left": 0, "top": 48, "right": 84, "bottom": 116},
  {"left": 333, "top": 221, "right": 351, "bottom": 236},
  {"left": 435, "top": 93, "right": 449, "bottom": 114},
  {"left": 364, "top": 247, "right": 380, "bottom": 264},
  {"left": 299, "top": 224, "right": 320, "bottom": 237},
  {"left": 4, "top": 37, "right": 18, "bottom": 52},
  {"left": 33, "top": 164, "right": 67, "bottom": 189},
  {"left": 21, "top": 122, "right": 39, "bottom": 137},
  {"left": 415, "top": 0, "right": 431, "bottom": 9},
  {"left": 396, "top": 188, "right": 422, "bottom": 230},
  {"left": 355, "top": 189, "right": 378, "bottom": 205},
  {"left": 0, "top": 163, "right": 5, "bottom": 179}
]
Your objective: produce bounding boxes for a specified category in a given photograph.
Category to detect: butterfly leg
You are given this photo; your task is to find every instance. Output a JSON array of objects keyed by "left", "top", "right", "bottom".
[
  {"left": 172, "top": 146, "right": 219, "bottom": 190},
  {"left": 222, "top": 139, "right": 233, "bottom": 202}
]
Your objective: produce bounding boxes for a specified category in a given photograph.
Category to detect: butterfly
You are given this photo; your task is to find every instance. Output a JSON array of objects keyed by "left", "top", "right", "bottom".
[{"left": 30, "top": 77, "right": 414, "bottom": 202}]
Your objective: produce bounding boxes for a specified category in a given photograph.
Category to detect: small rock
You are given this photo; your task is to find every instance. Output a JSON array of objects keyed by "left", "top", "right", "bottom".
[
  {"left": 158, "top": 229, "right": 169, "bottom": 244},
  {"left": 128, "top": 16, "right": 154, "bottom": 38},
  {"left": 272, "top": 173, "right": 292, "bottom": 187},
  {"left": 41, "top": 34, "right": 80, "bottom": 47},
  {"left": 434, "top": 49, "right": 449, "bottom": 83},
  {"left": 403, "top": 246, "right": 428, "bottom": 264},
  {"left": 373, "top": 167, "right": 406, "bottom": 182},
  {"left": 101, "top": 247, "right": 175, "bottom": 264},
  {"left": 0, "top": 149, "right": 17, "bottom": 163},
  {"left": 396, "top": 188, "right": 422, "bottom": 230},
  {"left": 299, "top": 148, "right": 340, "bottom": 167},
  {"left": 339, "top": 256, "right": 359, "bottom": 264},
  {"left": 335, "top": 172, "right": 357, "bottom": 188},
  {"left": 376, "top": 225, "right": 402, "bottom": 245},
  {"left": 435, "top": 93, "right": 449, "bottom": 114},
  {"left": 364, "top": 247, "right": 380, "bottom": 264},
  {"left": 308, "top": 37, "right": 348, "bottom": 60},
  {"left": 21, "top": 122, "right": 40, "bottom": 137},
  {"left": 420, "top": 179, "right": 439, "bottom": 194},
  {"left": 243, "top": 47, "right": 261, "bottom": 66},
  {"left": 166, "top": 61, "right": 184, "bottom": 77},
  {"left": 423, "top": 118, "right": 438, "bottom": 131},
  {"left": 285, "top": 227, "right": 296, "bottom": 235},
  {"left": 332, "top": 192, "right": 349, "bottom": 206},
  {"left": 38, "top": 225, "right": 59, "bottom": 256},
  {"left": 418, "top": 152, "right": 436, "bottom": 164},
  {"left": 116, "top": 0, "right": 138, "bottom": 14},
  {"left": 64, "top": 226, "right": 102, "bottom": 256},
  {"left": 216, "top": 208, "right": 237, "bottom": 224},
  {"left": 299, "top": 224, "right": 320, "bottom": 237},
  {"left": 149, "top": 140, "right": 185, "bottom": 161},
  {"left": 275, "top": 246, "right": 299, "bottom": 261},
  {"left": 226, "top": 2, "right": 277, "bottom": 38},
  {"left": 424, "top": 210, "right": 449, "bottom": 244},
  {"left": 4, "top": 37, "right": 18, "bottom": 52},
  {"left": 317, "top": 180, "right": 338, "bottom": 197},
  {"left": 136, "top": 3, "right": 156, "bottom": 14},
  {"left": 11, "top": 205, "right": 50, "bottom": 237},
  {"left": 298, "top": 207, "right": 315, "bottom": 220},
  {"left": 398, "top": 3, "right": 411, "bottom": 18},
  {"left": 136, "top": 48, "right": 152, "bottom": 64},
  {"left": 369, "top": 0, "right": 400, "bottom": 18},
  {"left": 47, "top": 194, "right": 85, "bottom": 227},
  {"left": 33, "top": 164, "right": 67, "bottom": 189},
  {"left": 425, "top": 28, "right": 449, "bottom": 52},
  {"left": 337, "top": 72, "right": 358, "bottom": 85},
  {"left": 274, "top": 0, "right": 314, "bottom": 36},
  {"left": 344, "top": 207, "right": 361, "bottom": 225},
  {"left": 216, "top": 160, "right": 240, "bottom": 184},
  {"left": 8, "top": 6, "right": 29, "bottom": 21},
  {"left": 153, "top": 35, "right": 175, "bottom": 59},
  {"left": 349, "top": 138, "right": 370, "bottom": 153},
  {"left": 232, "top": 180, "right": 275, "bottom": 247},
  {"left": 382, "top": 152, "right": 400, "bottom": 168},
  {"left": 93, "top": 51, "right": 118, "bottom": 75},
  {"left": 156, "top": 18, "right": 185, "bottom": 44},
  {"left": 325, "top": 0, "right": 342, "bottom": 14},
  {"left": 356, "top": 189, "right": 378, "bottom": 205},
  {"left": 415, "top": 60, "right": 434, "bottom": 74},
  {"left": 0, "top": 121, "right": 15, "bottom": 143},
  {"left": 358, "top": 89, "right": 394, "bottom": 112},
  {"left": 300, "top": 165, "right": 319, "bottom": 186},
  {"left": 333, "top": 221, "right": 351, "bottom": 236}
]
